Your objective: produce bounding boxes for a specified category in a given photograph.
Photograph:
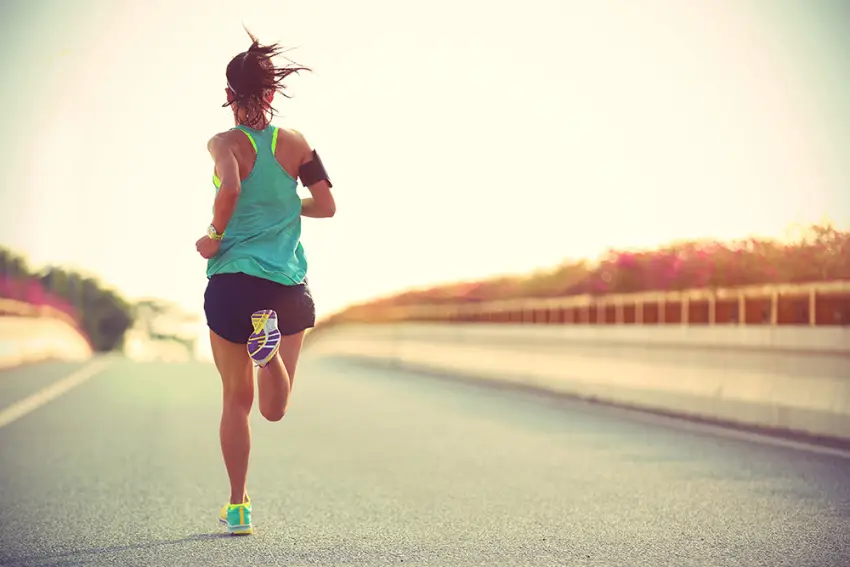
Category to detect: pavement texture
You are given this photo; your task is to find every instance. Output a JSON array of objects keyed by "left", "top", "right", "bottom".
[{"left": 0, "top": 353, "right": 848, "bottom": 567}]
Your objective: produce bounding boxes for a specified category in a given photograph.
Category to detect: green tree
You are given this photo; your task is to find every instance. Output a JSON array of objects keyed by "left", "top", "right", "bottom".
[{"left": 0, "top": 246, "right": 136, "bottom": 352}]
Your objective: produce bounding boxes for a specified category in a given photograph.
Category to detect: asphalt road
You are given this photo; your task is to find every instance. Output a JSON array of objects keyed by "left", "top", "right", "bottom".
[{"left": 0, "top": 353, "right": 848, "bottom": 567}]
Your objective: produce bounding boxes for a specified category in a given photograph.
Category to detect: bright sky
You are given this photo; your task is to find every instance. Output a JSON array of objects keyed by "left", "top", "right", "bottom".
[{"left": 1, "top": 0, "right": 849, "bottom": 329}]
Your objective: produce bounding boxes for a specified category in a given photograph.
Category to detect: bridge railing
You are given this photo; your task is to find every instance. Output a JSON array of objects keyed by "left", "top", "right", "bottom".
[{"left": 331, "top": 280, "right": 850, "bottom": 327}]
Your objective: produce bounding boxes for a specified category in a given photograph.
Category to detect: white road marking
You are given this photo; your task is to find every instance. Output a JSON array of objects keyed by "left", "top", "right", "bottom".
[{"left": 0, "top": 358, "right": 111, "bottom": 429}]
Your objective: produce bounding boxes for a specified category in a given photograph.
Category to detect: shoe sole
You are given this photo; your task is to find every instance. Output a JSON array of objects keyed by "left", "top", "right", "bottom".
[
  {"left": 248, "top": 309, "right": 281, "bottom": 366},
  {"left": 220, "top": 515, "right": 254, "bottom": 535},
  {"left": 228, "top": 525, "right": 254, "bottom": 535}
]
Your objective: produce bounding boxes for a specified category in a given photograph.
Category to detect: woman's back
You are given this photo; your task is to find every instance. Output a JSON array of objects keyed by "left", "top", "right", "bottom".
[{"left": 207, "top": 124, "right": 308, "bottom": 286}]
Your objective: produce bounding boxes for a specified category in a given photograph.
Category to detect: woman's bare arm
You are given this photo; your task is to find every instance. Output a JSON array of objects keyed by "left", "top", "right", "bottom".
[
  {"left": 207, "top": 131, "right": 243, "bottom": 234},
  {"left": 301, "top": 182, "right": 335, "bottom": 218},
  {"left": 291, "top": 131, "right": 336, "bottom": 218}
]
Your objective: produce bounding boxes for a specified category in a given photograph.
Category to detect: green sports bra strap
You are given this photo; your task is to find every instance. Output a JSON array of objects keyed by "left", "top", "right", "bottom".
[
  {"left": 233, "top": 126, "right": 258, "bottom": 153},
  {"left": 271, "top": 127, "right": 280, "bottom": 154}
]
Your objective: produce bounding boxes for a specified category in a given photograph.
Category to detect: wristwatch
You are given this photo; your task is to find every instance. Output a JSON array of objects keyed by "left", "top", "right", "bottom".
[{"left": 207, "top": 224, "right": 225, "bottom": 241}]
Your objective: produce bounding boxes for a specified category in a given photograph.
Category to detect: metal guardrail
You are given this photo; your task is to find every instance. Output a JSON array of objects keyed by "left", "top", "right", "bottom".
[{"left": 330, "top": 280, "right": 850, "bottom": 327}]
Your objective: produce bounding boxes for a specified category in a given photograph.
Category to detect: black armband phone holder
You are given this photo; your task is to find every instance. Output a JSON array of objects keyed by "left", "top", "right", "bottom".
[{"left": 299, "top": 150, "right": 332, "bottom": 188}]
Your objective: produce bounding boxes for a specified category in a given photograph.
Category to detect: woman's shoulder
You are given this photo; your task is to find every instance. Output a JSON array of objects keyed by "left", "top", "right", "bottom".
[
  {"left": 208, "top": 127, "right": 247, "bottom": 146},
  {"left": 206, "top": 127, "right": 247, "bottom": 156},
  {"left": 274, "top": 126, "right": 309, "bottom": 144},
  {"left": 272, "top": 126, "right": 313, "bottom": 159}
]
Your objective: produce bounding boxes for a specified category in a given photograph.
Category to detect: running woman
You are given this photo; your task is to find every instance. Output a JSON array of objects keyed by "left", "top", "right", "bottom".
[{"left": 195, "top": 30, "right": 336, "bottom": 536}]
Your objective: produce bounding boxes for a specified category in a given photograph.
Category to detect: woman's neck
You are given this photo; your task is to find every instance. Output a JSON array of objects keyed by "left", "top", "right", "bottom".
[
  {"left": 235, "top": 119, "right": 268, "bottom": 130},
  {"left": 233, "top": 111, "right": 269, "bottom": 130}
]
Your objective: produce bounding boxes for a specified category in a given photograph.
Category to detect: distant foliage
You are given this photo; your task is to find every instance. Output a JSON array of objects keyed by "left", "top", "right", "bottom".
[
  {"left": 330, "top": 223, "right": 850, "bottom": 321},
  {"left": 0, "top": 248, "right": 135, "bottom": 352}
]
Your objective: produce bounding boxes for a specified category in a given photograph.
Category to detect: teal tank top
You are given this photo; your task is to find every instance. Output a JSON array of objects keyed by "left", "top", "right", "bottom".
[{"left": 206, "top": 125, "right": 308, "bottom": 286}]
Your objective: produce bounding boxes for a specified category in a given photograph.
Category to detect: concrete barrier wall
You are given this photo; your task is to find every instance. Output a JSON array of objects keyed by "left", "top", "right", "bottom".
[
  {"left": 0, "top": 316, "right": 93, "bottom": 369},
  {"left": 307, "top": 323, "right": 850, "bottom": 443}
]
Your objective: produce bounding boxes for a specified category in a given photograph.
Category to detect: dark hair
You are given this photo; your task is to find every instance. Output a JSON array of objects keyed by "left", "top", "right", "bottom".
[{"left": 223, "top": 28, "right": 311, "bottom": 127}]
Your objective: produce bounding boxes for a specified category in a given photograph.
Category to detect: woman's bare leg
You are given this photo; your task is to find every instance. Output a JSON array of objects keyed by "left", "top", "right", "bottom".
[
  {"left": 257, "top": 331, "right": 306, "bottom": 422},
  {"left": 210, "top": 329, "right": 254, "bottom": 504}
]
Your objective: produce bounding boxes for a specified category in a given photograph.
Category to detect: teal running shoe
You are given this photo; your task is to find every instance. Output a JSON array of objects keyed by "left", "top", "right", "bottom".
[{"left": 219, "top": 496, "right": 253, "bottom": 535}]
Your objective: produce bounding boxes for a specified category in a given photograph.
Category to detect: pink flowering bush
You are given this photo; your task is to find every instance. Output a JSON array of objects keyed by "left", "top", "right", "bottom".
[{"left": 330, "top": 224, "right": 849, "bottom": 322}]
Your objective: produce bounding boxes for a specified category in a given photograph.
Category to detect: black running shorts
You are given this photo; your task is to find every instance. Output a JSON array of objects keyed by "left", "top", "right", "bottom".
[{"left": 204, "top": 272, "right": 316, "bottom": 344}]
